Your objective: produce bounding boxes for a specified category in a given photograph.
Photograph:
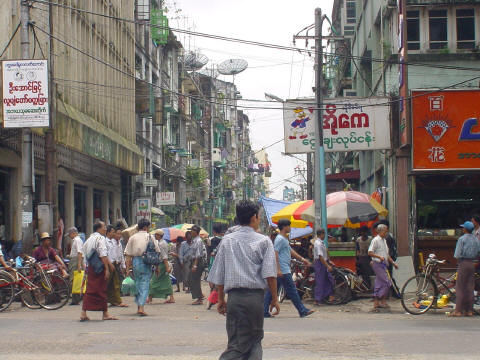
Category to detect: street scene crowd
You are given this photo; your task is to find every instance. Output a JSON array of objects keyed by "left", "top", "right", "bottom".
[{"left": 1, "top": 201, "right": 480, "bottom": 359}]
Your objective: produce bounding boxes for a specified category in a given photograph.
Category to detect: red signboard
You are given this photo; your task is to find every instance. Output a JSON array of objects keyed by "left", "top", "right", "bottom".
[{"left": 412, "top": 89, "right": 480, "bottom": 170}]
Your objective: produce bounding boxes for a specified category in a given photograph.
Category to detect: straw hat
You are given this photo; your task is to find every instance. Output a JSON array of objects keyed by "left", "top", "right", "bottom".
[
  {"left": 150, "top": 229, "right": 164, "bottom": 237},
  {"left": 39, "top": 232, "right": 52, "bottom": 241}
]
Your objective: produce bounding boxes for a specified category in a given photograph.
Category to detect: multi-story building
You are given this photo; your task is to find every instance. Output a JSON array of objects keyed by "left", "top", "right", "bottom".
[
  {"left": 0, "top": 1, "right": 142, "bottom": 246},
  {"left": 329, "top": 0, "right": 480, "bottom": 264}
]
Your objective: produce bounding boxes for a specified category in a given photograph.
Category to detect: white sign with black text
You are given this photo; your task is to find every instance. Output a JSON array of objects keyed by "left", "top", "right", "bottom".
[{"left": 156, "top": 192, "right": 176, "bottom": 206}]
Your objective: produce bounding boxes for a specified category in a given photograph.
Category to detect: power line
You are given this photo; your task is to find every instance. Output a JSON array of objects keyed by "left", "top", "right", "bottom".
[
  {"left": 31, "top": 0, "right": 480, "bottom": 73},
  {"left": 0, "top": 23, "right": 20, "bottom": 59}
]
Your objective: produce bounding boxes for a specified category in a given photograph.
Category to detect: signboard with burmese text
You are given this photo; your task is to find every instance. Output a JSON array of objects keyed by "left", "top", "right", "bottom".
[
  {"left": 2, "top": 60, "right": 49, "bottom": 127},
  {"left": 283, "top": 98, "right": 391, "bottom": 154},
  {"left": 412, "top": 89, "right": 480, "bottom": 170}
]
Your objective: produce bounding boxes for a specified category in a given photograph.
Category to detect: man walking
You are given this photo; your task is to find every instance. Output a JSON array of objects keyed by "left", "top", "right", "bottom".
[
  {"left": 106, "top": 224, "right": 128, "bottom": 307},
  {"left": 208, "top": 200, "right": 279, "bottom": 360},
  {"left": 80, "top": 221, "right": 117, "bottom": 321},
  {"left": 264, "top": 219, "right": 314, "bottom": 318},
  {"left": 180, "top": 231, "right": 194, "bottom": 292},
  {"left": 368, "top": 223, "right": 398, "bottom": 312},
  {"left": 67, "top": 227, "right": 84, "bottom": 305},
  {"left": 189, "top": 225, "right": 207, "bottom": 305}
]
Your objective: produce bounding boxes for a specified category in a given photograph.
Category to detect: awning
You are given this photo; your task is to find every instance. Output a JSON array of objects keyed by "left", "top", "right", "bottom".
[
  {"left": 151, "top": 207, "right": 165, "bottom": 216},
  {"left": 56, "top": 100, "right": 144, "bottom": 175},
  {"left": 259, "top": 196, "right": 312, "bottom": 240}
]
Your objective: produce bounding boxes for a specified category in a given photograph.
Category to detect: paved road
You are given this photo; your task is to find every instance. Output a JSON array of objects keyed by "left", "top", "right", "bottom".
[{"left": 1, "top": 284, "right": 479, "bottom": 359}]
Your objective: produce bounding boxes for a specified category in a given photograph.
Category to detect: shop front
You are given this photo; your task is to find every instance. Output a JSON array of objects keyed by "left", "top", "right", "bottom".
[{"left": 411, "top": 89, "right": 480, "bottom": 270}]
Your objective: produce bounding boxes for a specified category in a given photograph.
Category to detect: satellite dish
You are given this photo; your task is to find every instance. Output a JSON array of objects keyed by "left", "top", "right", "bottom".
[
  {"left": 184, "top": 51, "right": 209, "bottom": 71},
  {"left": 198, "top": 66, "right": 219, "bottom": 79},
  {"left": 217, "top": 59, "right": 248, "bottom": 76}
]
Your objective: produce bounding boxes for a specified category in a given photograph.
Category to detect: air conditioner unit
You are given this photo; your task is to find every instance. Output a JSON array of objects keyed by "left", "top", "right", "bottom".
[{"left": 212, "top": 148, "right": 222, "bottom": 162}]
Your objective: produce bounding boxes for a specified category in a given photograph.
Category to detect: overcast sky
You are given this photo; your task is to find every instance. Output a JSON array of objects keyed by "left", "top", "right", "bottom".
[{"left": 170, "top": 0, "right": 334, "bottom": 199}]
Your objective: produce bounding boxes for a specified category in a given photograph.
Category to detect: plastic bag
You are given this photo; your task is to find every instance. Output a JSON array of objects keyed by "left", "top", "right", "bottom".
[
  {"left": 72, "top": 270, "right": 86, "bottom": 294},
  {"left": 121, "top": 276, "right": 137, "bottom": 296}
]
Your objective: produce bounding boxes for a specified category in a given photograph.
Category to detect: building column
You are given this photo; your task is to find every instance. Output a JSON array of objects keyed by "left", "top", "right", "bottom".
[
  {"left": 102, "top": 190, "right": 109, "bottom": 225},
  {"left": 65, "top": 181, "right": 74, "bottom": 231},
  {"left": 394, "top": 152, "right": 410, "bottom": 257},
  {"left": 86, "top": 186, "right": 93, "bottom": 235}
]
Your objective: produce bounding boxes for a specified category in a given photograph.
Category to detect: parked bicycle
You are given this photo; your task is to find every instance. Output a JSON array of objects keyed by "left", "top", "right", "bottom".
[
  {"left": 401, "top": 253, "right": 480, "bottom": 315},
  {"left": 0, "top": 256, "right": 70, "bottom": 312}
]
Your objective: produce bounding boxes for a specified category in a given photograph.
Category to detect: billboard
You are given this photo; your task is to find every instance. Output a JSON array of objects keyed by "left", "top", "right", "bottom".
[
  {"left": 135, "top": 198, "right": 151, "bottom": 222},
  {"left": 283, "top": 98, "right": 391, "bottom": 154},
  {"left": 156, "top": 191, "right": 176, "bottom": 206},
  {"left": 2, "top": 60, "right": 49, "bottom": 127},
  {"left": 412, "top": 89, "right": 480, "bottom": 170}
]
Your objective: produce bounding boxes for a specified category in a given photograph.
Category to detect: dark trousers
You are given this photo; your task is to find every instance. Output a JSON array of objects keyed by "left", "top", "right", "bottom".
[
  {"left": 456, "top": 260, "right": 476, "bottom": 313},
  {"left": 263, "top": 273, "right": 308, "bottom": 317},
  {"left": 220, "top": 289, "right": 264, "bottom": 360},
  {"left": 190, "top": 259, "right": 205, "bottom": 300}
]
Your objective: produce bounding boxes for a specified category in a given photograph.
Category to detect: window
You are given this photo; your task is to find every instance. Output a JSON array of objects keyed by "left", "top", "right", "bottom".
[
  {"left": 429, "top": 10, "right": 448, "bottom": 49},
  {"left": 346, "top": 1, "right": 356, "bottom": 24},
  {"left": 457, "top": 9, "right": 475, "bottom": 49},
  {"left": 407, "top": 11, "right": 420, "bottom": 50}
]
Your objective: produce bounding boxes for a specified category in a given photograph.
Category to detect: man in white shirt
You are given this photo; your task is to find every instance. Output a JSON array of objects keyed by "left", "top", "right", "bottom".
[
  {"left": 368, "top": 224, "right": 398, "bottom": 311},
  {"left": 105, "top": 225, "right": 128, "bottom": 308},
  {"left": 313, "top": 229, "right": 335, "bottom": 304},
  {"left": 80, "top": 221, "right": 117, "bottom": 321},
  {"left": 472, "top": 214, "right": 480, "bottom": 242},
  {"left": 67, "top": 227, "right": 84, "bottom": 305}
]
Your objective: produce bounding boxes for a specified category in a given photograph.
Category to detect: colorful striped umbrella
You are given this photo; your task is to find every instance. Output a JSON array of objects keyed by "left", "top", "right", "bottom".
[
  {"left": 271, "top": 200, "right": 313, "bottom": 228},
  {"left": 273, "top": 191, "right": 388, "bottom": 229},
  {"left": 161, "top": 227, "right": 186, "bottom": 242},
  {"left": 172, "top": 224, "right": 209, "bottom": 238},
  {"left": 325, "top": 191, "right": 388, "bottom": 227}
]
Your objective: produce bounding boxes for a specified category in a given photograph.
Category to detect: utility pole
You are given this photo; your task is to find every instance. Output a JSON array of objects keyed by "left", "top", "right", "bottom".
[
  {"left": 20, "top": 0, "right": 34, "bottom": 255},
  {"left": 46, "top": 0, "right": 58, "bottom": 243},
  {"left": 314, "top": 8, "right": 328, "bottom": 234},
  {"left": 306, "top": 153, "right": 313, "bottom": 199}
]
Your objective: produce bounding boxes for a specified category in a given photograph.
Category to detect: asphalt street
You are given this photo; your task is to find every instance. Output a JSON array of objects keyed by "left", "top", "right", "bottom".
[{"left": 1, "top": 283, "right": 479, "bottom": 360}]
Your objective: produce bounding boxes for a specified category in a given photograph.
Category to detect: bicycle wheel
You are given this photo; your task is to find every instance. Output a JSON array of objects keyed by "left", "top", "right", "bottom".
[
  {"left": 326, "top": 270, "right": 352, "bottom": 305},
  {"left": 33, "top": 273, "right": 70, "bottom": 310},
  {"left": 401, "top": 274, "right": 436, "bottom": 315},
  {"left": 20, "top": 289, "right": 41, "bottom": 309},
  {"left": 0, "top": 270, "right": 15, "bottom": 312}
]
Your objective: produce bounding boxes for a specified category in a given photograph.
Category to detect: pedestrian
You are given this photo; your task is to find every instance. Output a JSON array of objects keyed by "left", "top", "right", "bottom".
[
  {"left": 377, "top": 220, "right": 399, "bottom": 296},
  {"left": 208, "top": 200, "right": 279, "bottom": 360},
  {"left": 147, "top": 229, "right": 174, "bottom": 304},
  {"left": 124, "top": 218, "right": 163, "bottom": 316},
  {"left": 355, "top": 225, "right": 373, "bottom": 289},
  {"left": 33, "top": 232, "right": 69, "bottom": 278},
  {"left": 105, "top": 225, "right": 128, "bottom": 308},
  {"left": 66, "top": 227, "right": 85, "bottom": 305},
  {"left": 170, "top": 236, "right": 184, "bottom": 292},
  {"left": 0, "top": 242, "right": 13, "bottom": 270},
  {"left": 264, "top": 219, "right": 314, "bottom": 318},
  {"left": 368, "top": 223, "right": 398, "bottom": 312},
  {"left": 80, "top": 221, "right": 117, "bottom": 321},
  {"left": 450, "top": 221, "right": 480, "bottom": 317},
  {"left": 313, "top": 229, "right": 335, "bottom": 305},
  {"left": 472, "top": 214, "right": 480, "bottom": 242},
  {"left": 180, "top": 231, "right": 194, "bottom": 292},
  {"left": 189, "top": 225, "right": 207, "bottom": 305},
  {"left": 209, "top": 224, "right": 223, "bottom": 271}
]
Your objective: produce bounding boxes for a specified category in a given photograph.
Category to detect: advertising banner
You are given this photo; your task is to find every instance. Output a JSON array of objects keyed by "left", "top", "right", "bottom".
[
  {"left": 156, "top": 192, "right": 176, "bottom": 206},
  {"left": 412, "top": 89, "right": 480, "bottom": 170},
  {"left": 283, "top": 98, "right": 390, "bottom": 154},
  {"left": 135, "top": 198, "right": 151, "bottom": 222},
  {"left": 2, "top": 60, "right": 49, "bottom": 127}
]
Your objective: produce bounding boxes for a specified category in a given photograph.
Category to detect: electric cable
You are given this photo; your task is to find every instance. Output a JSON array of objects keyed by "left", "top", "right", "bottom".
[{"left": 0, "top": 23, "right": 21, "bottom": 59}]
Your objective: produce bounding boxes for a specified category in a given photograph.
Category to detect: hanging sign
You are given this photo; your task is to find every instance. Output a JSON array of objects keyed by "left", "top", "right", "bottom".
[
  {"left": 283, "top": 98, "right": 390, "bottom": 154},
  {"left": 156, "top": 192, "right": 175, "bottom": 206},
  {"left": 135, "top": 198, "right": 151, "bottom": 222},
  {"left": 412, "top": 89, "right": 480, "bottom": 170},
  {"left": 2, "top": 60, "right": 49, "bottom": 128}
]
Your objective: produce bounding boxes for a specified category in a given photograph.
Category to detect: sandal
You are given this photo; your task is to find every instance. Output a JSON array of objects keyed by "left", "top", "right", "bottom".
[
  {"left": 192, "top": 300, "right": 203, "bottom": 305},
  {"left": 137, "top": 311, "right": 148, "bottom": 316},
  {"left": 103, "top": 316, "right": 118, "bottom": 321},
  {"left": 369, "top": 307, "right": 380, "bottom": 313},
  {"left": 164, "top": 299, "right": 175, "bottom": 304},
  {"left": 79, "top": 316, "right": 90, "bottom": 322},
  {"left": 448, "top": 312, "right": 463, "bottom": 317}
]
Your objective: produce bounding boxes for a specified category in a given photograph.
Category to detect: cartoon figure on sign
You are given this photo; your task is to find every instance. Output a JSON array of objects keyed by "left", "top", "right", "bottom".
[{"left": 290, "top": 107, "right": 311, "bottom": 139}]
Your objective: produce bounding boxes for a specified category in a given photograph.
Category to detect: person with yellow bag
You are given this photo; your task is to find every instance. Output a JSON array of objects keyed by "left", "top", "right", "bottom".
[{"left": 67, "top": 227, "right": 85, "bottom": 305}]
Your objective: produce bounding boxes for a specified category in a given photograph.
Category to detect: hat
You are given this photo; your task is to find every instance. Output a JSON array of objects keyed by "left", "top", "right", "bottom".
[
  {"left": 189, "top": 225, "right": 201, "bottom": 233},
  {"left": 66, "top": 227, "right": 78, "bottom": 236},
  {"left": 39, "top": 232, "right": 52, "bottom": 241},
  {"left": 460, "top": 221, "right": 475, "bottom": 232},
  {"left": 150, "top": 229, "right": 164, "bottom": 236}
]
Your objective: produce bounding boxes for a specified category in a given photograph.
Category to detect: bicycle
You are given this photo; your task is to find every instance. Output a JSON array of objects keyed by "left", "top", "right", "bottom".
[
  {"left": 0, "top": 256, "right": 70, "bottom": 312},
  {"left": 401, "top": 253, "right": 457, "bottom": 315}
]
